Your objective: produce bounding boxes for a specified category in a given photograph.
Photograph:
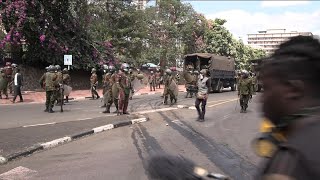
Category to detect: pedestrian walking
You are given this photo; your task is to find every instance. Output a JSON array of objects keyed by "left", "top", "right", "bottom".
[
  {"left": 238, "top": 70, "right": 253, "bottom": 113},
  {"left": 195, "top": 69, "right": 210, "bottom": 122},
  {"left": 12, "top": 68, "right": 23, "bottom": 103}
]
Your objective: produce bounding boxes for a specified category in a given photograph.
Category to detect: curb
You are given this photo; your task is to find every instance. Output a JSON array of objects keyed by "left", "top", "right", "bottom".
[
  {"left": 177, "top": 105, "right": 196, "bottom": 110},
  {"left": 0, "top": 116, "right": 148, "bottom": 165}
]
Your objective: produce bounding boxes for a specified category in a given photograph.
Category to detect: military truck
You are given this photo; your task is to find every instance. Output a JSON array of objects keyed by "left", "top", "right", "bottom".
[
  {"left": 183, "top": 53, "right": 236, "bottom": 93},
  {"left": 250, "top": 58, "right": 263, "bottom": 92}
]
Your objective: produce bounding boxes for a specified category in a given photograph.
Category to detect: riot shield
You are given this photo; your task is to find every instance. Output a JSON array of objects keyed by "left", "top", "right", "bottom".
[
  {"left": 63, "top": 85, "right": 72, "bottom": 96},
  {"left": 131, "top": 78, "right": 144, "bottom": 92},
  {"left": 169, "top": 79, "right": 179, "bottom": 97}
]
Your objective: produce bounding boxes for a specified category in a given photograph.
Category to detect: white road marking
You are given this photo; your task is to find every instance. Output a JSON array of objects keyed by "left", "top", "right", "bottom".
[
  {"left": 0, "top": 166, "right": 37, "bottom": 180},
  {"left": 23, "top": 122, "right": 56, "bottom": 128},
  {"left": 41, "top": 137, "right": 72, "bottom": 149},
  {"left": 134, "top": 107, "right": 178, "bottom": 115},
  {"left": 93, "top": 124, "right": 114, "bottom": 133},
  {"left": 131, "top": 117, "right": 148, "bottom": 124},
  {"left": 76, "top": 117, "right": 93, "bottom": 121},
  {"left": 208, "top": 99, "right": 238, "bottom": 108}
]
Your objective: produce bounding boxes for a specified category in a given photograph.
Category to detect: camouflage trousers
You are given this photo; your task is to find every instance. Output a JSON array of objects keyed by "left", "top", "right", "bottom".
[
  {"left": 240, "top": 94, "right": 250, "bottom": 110},
  {"left": 46, "top": 90, "right": 56, "bottom": 109},
  {"left": 163, "top": 87, "right": 176, "bottom": 104},
  {"left": 103, "top": 90, "right": 113, "bottom": 106},
  {"left": 0, "top": 82, "right": 8, "bottom": 98}
]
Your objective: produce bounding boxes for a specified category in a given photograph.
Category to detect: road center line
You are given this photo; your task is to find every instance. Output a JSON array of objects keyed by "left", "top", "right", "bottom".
[
  {"left": 23, "top": 122, "right": 56, "bottom": 128},
  {"left": 208, "top": 99, "right": 238, "bottom": 108}
]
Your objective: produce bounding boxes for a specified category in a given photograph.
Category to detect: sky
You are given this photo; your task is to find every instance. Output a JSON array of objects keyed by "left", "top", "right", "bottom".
[{"left": 149, "top": 0, "right": 320, "bottom": 43}]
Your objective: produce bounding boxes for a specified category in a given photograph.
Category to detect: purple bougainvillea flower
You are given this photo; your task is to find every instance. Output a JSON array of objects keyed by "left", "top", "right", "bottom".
[{"left": 40, "top": 34, "right": 46, "bottom": 42}]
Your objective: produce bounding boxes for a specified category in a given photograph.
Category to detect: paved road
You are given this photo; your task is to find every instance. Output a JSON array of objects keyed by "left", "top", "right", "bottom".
[{"left": 0, "top": 90, "right": 264, "bottom": 180}]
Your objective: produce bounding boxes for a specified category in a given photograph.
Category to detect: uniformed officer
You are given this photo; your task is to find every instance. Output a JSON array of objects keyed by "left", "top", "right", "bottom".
[
  {"left": 55, "top": 65, "right": 63, "bottom": 105},
  {"left": 148, "top": 71, "right": 156, "bottom": 91},
  {"left": 163, "top": 69, "right": 177, "bottom": 105},
  {"left": 119, "top": 63, "right": 131, "bottom": 114},
  {"left": 155, "top": 69, "right": 161, "bottom": 89},
  {"left": 101, "top": 65, "right": 109, "bottom": 108},
  {"left": 0, "top": 68, "right": 8, "bottom": 99},
  {"left": 39, "top": 65, "right": 58, "bottom": 113},
  {"left": 90, "top": 68, "right": 100, "bottom": 100},
  {"left": 250, "top": 72, "right": 257, "bottom": 95},
  {"left": 111, "top": 68, "right": 121, "bottom": 114},
  {"left": 238, "top": 70, "right": 253, "bottom": 113},
  {"left": 62, "top": 68, "right": 71, "bottom": 103},
  {"left": 102, "top": 65, "right": 116, "bottom": 113}
]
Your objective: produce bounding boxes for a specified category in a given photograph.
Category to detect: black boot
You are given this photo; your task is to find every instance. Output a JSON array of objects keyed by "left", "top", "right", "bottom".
[
  {"left": 66, "top": 96, "right": 69, "bottom": 103},
  {"left": 101, "top": 104, "right": 106, "bottom": 108},
  {"left": 103, "top": 105, "right": 111, "bottom": 113},
  {"left": 164, "top": 96, "right": 168, "bottom": 105},
  {"left": 44, "top": 107, "right": 49, "bottom": 112}
]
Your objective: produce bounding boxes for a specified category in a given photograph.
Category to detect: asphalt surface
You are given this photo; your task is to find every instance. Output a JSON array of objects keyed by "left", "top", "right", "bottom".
[{"left": 0, "top": 90, "right": 264, "bottom": 180}]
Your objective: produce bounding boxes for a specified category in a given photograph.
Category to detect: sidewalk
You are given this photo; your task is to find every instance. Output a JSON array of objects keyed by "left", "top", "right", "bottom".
[{"left": 0, "top": 85, "right": 186, "bottom": 105}]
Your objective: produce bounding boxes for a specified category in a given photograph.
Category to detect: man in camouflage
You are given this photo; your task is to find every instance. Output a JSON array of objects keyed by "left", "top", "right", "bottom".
[
  {"left": 55, "top": 65, "right": 63, "bottom": 105},
  {"left": 111, "top": 69, "right": 121, "bottom": 114},
  {"left": 118, "top": 67, "right": 131, "bottom": 114},
  {"left": 238, "top": 70, "right": 253, "bottom": 113},
  {"left": 102, "top": 66, "right": 116, "bottom": 113},
  {"left": 39, "top": 65, "right": 58, "bottom": 113},
  {"left": 90, "top": 68, "right": 100, "bottom": 100},
  {"left": 62, "top": 68, "right": 71, "bottom": 103},
  {"left": 101, "top": 65, "right": 109, "bottom": 108},
  {"left": 163, "top": 69, "right": 177, "bottom": 105},
  {"left": 250, "top": 72, "right": 257, "bottom": 95},
  {"left": 148, "top": 71, "right": 156, "bottom": 91},
  {"left": 155, "top": 69, "right": 161, "bottom": 89},
  {"left": 0, "top": 68, "right": 8, "bottom": 99}
]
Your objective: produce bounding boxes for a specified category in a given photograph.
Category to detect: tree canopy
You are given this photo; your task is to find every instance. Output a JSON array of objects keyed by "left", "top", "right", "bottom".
[{"left": 0, "top": 0, "right": 266, "bottom": 70}]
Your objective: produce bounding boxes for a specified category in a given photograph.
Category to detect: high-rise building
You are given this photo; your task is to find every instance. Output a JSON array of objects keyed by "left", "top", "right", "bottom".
[{"left": 247, "top": 29, "right": 313, "bottom": 54}]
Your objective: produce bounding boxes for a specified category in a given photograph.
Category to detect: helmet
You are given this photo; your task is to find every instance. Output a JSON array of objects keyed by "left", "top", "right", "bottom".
[
  {"left": 109, "top": 65, "right": 115, "bottom": 72},
  {"left": 123, "top": 68, "right": 129, "bottom": 73},
  {"left": 55, "top": 65, "right": 61, "bottom": 71},
  {"left": 165, "top": 69, "right": 172, "bottom": 75},
  {"left": 241, "top": 70, "right": 249, "bottom": 75},
  {"left": 200, "top": 69, "right": 207, "bottom": 75},
  {"left": 48, "top": 65, "right": 56, "bottom": 72},
  {"left": 121, "top": 63, "right": 130, "bottom": 70},
  {"left": 103, "top": 65, "right": 109, "bottom": 70},
  {"left": 150, "top": 71, "right": 154, "bottom": 74},
  {"left": 11, "top": 63, "right": 17, "bottom": 68},
  {"left": 91, "top": 68, "right": 96, "bottom": 73}
]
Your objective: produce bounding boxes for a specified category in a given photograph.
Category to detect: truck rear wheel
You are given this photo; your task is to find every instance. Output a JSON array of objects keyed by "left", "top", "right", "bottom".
[
  {"left": 231, "top": 83, "right": 236, "bottom": 91},
  {"left": 218, "top": 82, "right": 224, "bottom": 93}
]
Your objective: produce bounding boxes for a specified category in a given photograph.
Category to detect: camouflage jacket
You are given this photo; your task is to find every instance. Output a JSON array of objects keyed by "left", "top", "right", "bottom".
[
  {"left": 90, "top": 73, "right": 98, "bottom": 86},
  {"left": 56, "top": 72, "right": 63, "bottom": 84},
  {"left": 63, "top": 73, "right": 71, "bottom": 85},
  {"left": 148, "top": 74, "right": 156, "bottom": 84},
  {"left": 39, "top": 72, "right": 58, "bottom": 91},
  {"left": 238, "top": 78, "right": 253, "bottom": 95}
]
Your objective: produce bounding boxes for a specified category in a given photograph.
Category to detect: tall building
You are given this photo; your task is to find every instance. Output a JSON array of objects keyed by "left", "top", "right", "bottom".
[
  {"left": 132, "top": 0, "right": 149, "bottom": 10},
  {"left": 247, "top": 29, "right": 313, "bottom": 54}
]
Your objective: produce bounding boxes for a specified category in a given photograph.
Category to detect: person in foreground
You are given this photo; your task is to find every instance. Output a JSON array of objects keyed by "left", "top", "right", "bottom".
[{"left": 257, "top": 35, "right": 320, "bottom": 179}]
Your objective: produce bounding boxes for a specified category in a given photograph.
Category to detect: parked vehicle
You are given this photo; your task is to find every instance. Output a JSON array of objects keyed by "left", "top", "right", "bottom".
[{"left": 183, "top": 53, "right": 236, "bottom": 93}]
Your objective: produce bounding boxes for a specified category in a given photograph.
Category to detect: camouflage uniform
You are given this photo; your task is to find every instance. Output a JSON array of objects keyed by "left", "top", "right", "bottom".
[
  {"left": 238, "top": 72, "right": 253, "bottom": 113},
  {"left": 250, "top": 73, "right": 257, "bottom": 95},
  {"left": 90, "top": 69, "right": 100, "bottom": 99},
  {"left": 118, "top": 71, "right": 131, "bottom": 114},
  {"left": 111, "top": 72, "right": 121, "bottom": 113},
  {"left": 102, "top": 72, "right": 114, "bottom": 113},
  {"left": 55, "top": 66, "right": 63, "bottom": 105},
  {"left": 62, "top": 69, "right": 71, "bottom": 102},
  {"left": 155, "top": 71, "right": 161, "bottom": 89},
  {"left": 0, "top": 68, "right": 8, "bottom": 99},
  {"left": 163, "top": 70, "right": 177, "bottom": 105},
  {"left": 39, "top": 66, "right": 58, "bottom": 113},
  {"left": 148, "top": 72, "right": 156, "bottom": 91}
]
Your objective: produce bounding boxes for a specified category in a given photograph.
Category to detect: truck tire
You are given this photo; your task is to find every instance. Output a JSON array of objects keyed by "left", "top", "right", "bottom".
[
  {"left": 231, "top": 83, "right": 236, "bottom": 91},
  {"left": 218, "top": 82, "right": 224, "bottom": 93}
]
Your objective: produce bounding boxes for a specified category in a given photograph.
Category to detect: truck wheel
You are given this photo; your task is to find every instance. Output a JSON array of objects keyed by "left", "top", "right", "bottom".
[
  {"left": 231, "top": 83, "right": 236, "bottom": 91},
  {"left": 218, "top": 82, "right": 223, "bottom": 93}
]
